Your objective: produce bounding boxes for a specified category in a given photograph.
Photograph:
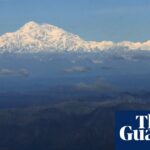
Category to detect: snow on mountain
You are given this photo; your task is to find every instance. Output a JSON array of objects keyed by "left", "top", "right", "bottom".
[{"left": 0, "top": 21, "right": 150, "bottom": 53}]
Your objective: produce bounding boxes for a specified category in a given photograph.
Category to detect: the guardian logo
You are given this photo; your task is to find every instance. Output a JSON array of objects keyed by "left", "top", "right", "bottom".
[
  {"left": 120, "top": 114, "right": 150, "bottom": 141},
  {"left": 116, "top": 111, "right": 150, "bottom": 150}
]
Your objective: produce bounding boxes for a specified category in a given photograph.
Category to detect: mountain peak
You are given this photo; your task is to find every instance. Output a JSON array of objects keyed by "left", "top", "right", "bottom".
[
  {"left": 0, "top": 21, "right": 150, "bottom": 53},
  {"left": 25, "top": 21, "right": 39, "bottom": 26},
  {"left": 19, "top": 21, "right": 40, "bottom": 32},
  {"left": 19, "top": 21, "right": 62, "bottom": 33}
]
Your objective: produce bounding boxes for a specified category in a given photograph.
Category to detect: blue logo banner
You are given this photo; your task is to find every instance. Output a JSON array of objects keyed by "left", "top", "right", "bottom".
[{"left": 116, "top": 111, "right": 150, "bottom": 150}]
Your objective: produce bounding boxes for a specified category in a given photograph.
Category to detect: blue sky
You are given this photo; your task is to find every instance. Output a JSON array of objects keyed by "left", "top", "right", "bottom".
[{"left": 0, "top": 0, "right": 150, "bottom": 42}]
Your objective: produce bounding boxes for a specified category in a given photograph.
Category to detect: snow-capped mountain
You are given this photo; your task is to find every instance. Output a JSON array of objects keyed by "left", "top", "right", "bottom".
[{"left": 0, "top": 21, "right": 150, "bottom": 53}]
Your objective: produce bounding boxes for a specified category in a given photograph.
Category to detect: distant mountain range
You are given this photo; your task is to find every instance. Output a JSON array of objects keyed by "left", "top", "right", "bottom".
[{"left": 0, "top": 21, "right": 150, "bottom": 53}]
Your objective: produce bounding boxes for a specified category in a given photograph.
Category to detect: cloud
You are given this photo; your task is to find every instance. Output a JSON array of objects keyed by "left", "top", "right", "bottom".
[
  {"left": 64, "top": 66, "right": 90, "bottom": 73},
  {"left": 75, "top": 78, "right": 117, "bottom": 92},
  {"left": 18, "top": 69, "right": 30, "bottom": 77},
  {"left": 91, "top": 59, "right": 102, "bottom": 64},
  {"left": 101, "top": 66, "right": 112, "bottom": 70},
  {"left": 0, "top": 68, "right": 30, "bottom": 77},
  {"left": 131, "top": 55, "right": 150, "bottom": 60},
  {"left": 71, "top": 60, "right": 76, "bottom": 64}
]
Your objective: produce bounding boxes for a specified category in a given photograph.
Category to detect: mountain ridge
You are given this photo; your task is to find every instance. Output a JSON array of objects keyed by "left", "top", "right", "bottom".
[{"left": 0, "top": 21, "right": 150, "bottom": 53}]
